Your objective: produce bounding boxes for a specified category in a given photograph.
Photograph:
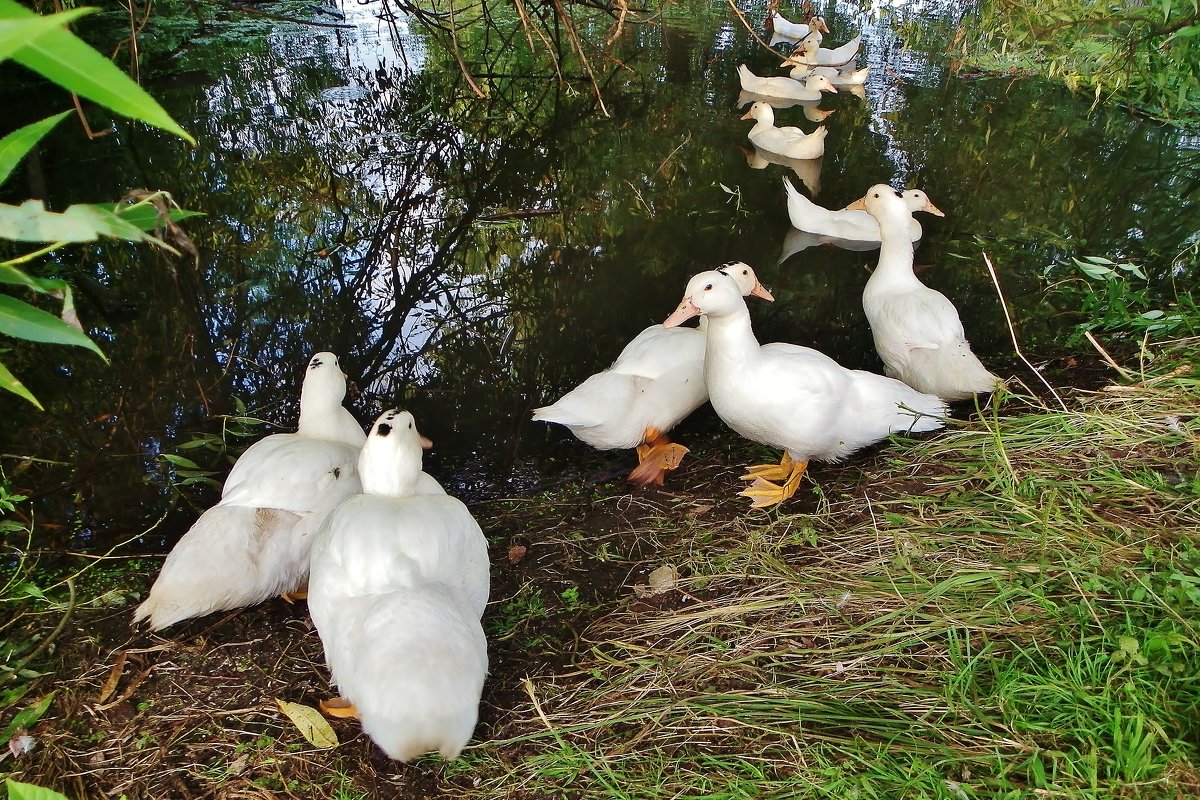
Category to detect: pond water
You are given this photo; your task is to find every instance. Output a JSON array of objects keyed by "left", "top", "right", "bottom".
[{"left": 2, "top": 0, "right": 1198, "bottom": 552}]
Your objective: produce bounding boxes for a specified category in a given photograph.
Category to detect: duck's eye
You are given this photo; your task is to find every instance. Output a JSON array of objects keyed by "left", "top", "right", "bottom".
[
  {"left": 742, "top": 269, "right": 749, "bottom": 275},
  {"left": 408, "top": 422, "right": 413, "bottom": 429},
  {"left": 704, "top": 283, "right": 713, "bottom": 291},
  {"left": 873, "top": 192, "right": 880, "bottom": 198}
]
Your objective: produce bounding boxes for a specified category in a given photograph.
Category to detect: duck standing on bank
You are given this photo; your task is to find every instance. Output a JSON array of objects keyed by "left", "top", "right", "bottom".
[
  {"left": 848, "top": 184, "right": 1003, "bottom": 400},
  {"left": 532, "top": 265, "right": 775, "bottom": 486},
  {"left": 307, "top": 410, "right": 489, "bottom": 762},
  {"left": 662, "top": 267, "right": 946, "bottom": 508},
  {"left": 134, "top": 352, "right": 365, "bottom": 630}
]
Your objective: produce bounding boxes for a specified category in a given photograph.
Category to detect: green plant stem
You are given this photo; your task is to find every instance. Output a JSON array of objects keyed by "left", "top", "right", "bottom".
[{"left": 2, "top": 576, "right": 75, "bottom": 682}]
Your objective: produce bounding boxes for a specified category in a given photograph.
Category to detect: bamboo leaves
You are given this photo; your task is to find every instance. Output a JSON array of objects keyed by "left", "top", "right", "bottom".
[
  {"left": 0, "top": 3, "right": 195, "bottom": 407},
  {"left": 0, "top": 0, "right": 194, "bottom": 143}
]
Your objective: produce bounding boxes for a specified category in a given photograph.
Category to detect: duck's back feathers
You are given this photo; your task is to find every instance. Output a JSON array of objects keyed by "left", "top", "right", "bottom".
[
  {"left": 220, "top": 434, "right": 360, "bottom": 511},
  {"left": 532, "top": 325, "right": 707, "bottom": 450},
  {"left": 311, "top": 493, "right": 489, "bottom": 619},
  {"left": 135, "top": 434, "right": 361, "bottom": 630}
]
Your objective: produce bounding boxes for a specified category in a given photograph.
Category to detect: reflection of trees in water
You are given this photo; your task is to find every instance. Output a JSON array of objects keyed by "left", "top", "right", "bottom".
[{"left": 2, "top": 34, "right": 619, "bottom": 544}]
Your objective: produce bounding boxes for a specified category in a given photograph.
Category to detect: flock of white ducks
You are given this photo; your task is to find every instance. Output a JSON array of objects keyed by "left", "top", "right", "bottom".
[
  {"left": 538, "top": 11, "right": 1001, "bottom": 504},
  {"left": 135, "top": 7, "right": 1002, "bottom": 768}
]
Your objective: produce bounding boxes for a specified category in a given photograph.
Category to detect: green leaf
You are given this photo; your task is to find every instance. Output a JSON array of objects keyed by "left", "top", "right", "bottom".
[
  {"left": 0, "top": 294, "right": 106, "bottom": 360},
  {"left": 1, "top": 691, "right": 57, "bottom": 742},
  {"left": 275, "top": 699, "right": 339, "bottom": 749},
  {"left": 95, "top": 202, "right": 205, "bottom": 233},
  {"left": 0, "top": 359, "right": 42, "bottom": 408},
  {"left": 0, "top": 263, "right": 69, "bottom": 296},
  {"left": 0, "top": 8, "right": 92, "bottom": 61},
  {"left": 5, "top": 779, "right": 71, "bottom": 800},
  {"left": 0, "top": 200, "right": 152, "bottom": 243},
  {"left": 160, "top": 453, "right": 202, "bottom": 469},
  {"left": 0, "top": 110, "right": 72, "bottom": 187},
  {"left": 0, "top": 0, "right": 194, "bottom": 144},
  {"left": 1116, "top": 261, "right": 1148, "bottom": 280},
  {"left": 1072, "top": 257, "right": 1115, "bottom": 280}
]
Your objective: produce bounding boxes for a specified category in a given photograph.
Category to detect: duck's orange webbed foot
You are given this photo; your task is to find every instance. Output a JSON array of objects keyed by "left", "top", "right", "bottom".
[
  {"left": 737, "top": 454, "right": 808, "bottom": 508},
  {"left": 629, "top": 427, "right": 690, "bottom": 487},
  {"left": 319, "top": 696, "right": 359, "bottom": 719}
]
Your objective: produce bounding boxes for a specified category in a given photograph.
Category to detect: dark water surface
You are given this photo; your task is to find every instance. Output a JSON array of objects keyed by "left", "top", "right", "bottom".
[{"left": 2, "top": 0, "right": 1198, "bottom": 551}]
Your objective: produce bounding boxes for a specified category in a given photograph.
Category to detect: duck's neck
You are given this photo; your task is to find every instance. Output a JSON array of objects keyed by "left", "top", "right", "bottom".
[
  {"left": 704, "top": 307, "right": 761, "bottom": 372},
  {"left": 297, "top": 390, "right": 347, "bottom": 441},
  {"left": 870, "top": 208, "right": 921, "bottom": 288},
  {"left": 358, "top": 443, "right": 424, "bottom": 497}
]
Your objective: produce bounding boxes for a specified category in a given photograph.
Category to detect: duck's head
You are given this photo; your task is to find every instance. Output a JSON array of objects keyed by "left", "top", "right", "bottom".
[
  {"left": 663, "top": 270, "right": 746, "bottom": 328},
  {"left": 368, "top": 408, "right": 433, "bottom": 450},
  {"left": 301, "top": 351, "right": 348, "bottom": 405},
  {"left": 739, "top": 101, "right": 773, "bottom": 123},
  {"left": 719, "top": 262, "right": 775, "bottom": 301},
  {"left": 901, "top": 189, "right": 946, "bottom": 217},
  {"left": 811, "top": 16, "right": 830, "bottom": 34},
  {"left": 806, "top": 74, "right": 838, "bottom": 94},
  {"left": 844, "top": 184, "right": 907, "bottom": 217},
  {"left": 359, "top": 408, "right": 434, "bottom": 495}
]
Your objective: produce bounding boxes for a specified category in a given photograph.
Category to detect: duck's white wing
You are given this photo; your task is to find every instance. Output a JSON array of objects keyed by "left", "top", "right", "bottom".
[
  {"left": 133, "top": 504, "right": 305, "bottom": 630},
  {"left": 870, "top": 286, "right": 968, "bottom": 351},
  {"left": 611, "top": 325, "right": 705, "bottom": 378},
  {"left": 220, "top": 434, "right": 360, "bottom": 513}
]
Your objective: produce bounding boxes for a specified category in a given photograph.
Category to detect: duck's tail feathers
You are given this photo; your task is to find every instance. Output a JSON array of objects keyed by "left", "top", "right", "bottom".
[{"left": 134, "top": 504, "right": 302, "bottom": 630}]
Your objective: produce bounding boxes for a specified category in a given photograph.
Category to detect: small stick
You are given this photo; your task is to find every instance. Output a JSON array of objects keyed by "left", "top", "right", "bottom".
[
  {"left": 1083, "top": 330, "right": 1135, "bottom": 381},
  {"left": 983, "top": 251, "right": 1068, "bottom": 413}
]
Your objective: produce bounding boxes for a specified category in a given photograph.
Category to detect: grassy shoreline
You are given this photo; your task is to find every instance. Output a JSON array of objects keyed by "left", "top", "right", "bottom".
[
  {"left": 5, "top": 338, "right": 1200, "bottom": 798},
  {"left": 449, "top": 338, "right": 1200, "bottom": 798}
]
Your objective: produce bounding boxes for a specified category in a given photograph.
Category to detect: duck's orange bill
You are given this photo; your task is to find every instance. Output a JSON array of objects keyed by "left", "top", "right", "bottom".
[{"left": 663, "top": 298, "right": 701, "bottom": 328}]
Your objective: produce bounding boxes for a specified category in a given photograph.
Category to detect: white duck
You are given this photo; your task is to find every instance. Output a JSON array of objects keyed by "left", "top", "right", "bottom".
[
  {"left": 736, "top": 65, "right": 838, "bottom": 103},
  {"left": 792, "top": 31, "right": 861, "bottom": 67},
  {"left": 134, "top": 352, "right": 365, "bottom": 630},
  {"left": 848, "top": 184, "right": 1003, "bottom": 401},
  {"left": 532, "top": 265, "right": 774, "bottom": 486},
  {"left": 663, "top": 268, "right": 946, "bottom": 507},
  {"left": 784, "top": 177, "right": 943, "bottom": 243},
  {"left": 307, "top": 409, "right": 489, "bottom": 762},
  {"left": 768, "top": 12, "right": 828, "bottom": 46},
  {"left": 741, "top": 102, "right": 828, "bottom": 161},
  {"left": 783, "top": 58, "right": 870, "bottom": 87}
]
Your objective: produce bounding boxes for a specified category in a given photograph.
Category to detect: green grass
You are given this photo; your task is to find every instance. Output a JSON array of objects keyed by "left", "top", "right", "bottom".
[{"left": 446, "top": 340, "right": 1200, "bottom": 799}]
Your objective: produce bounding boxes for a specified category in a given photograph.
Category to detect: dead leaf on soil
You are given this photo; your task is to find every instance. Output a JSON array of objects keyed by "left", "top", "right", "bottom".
[
  {"left": 275, "top": 699, "right": 339, "bottom": 749},
  {"left": 96, "top": 651, "right": 127, "bottom": 704},
  {"left": 633, "top": 564, "right": 678, "bottom": 597},
  {"left": 507, "top": 544, "right": 527, "bottom": 564},
  {"left": 7, "top": 733, "right": 36, "bottom": 760}
]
